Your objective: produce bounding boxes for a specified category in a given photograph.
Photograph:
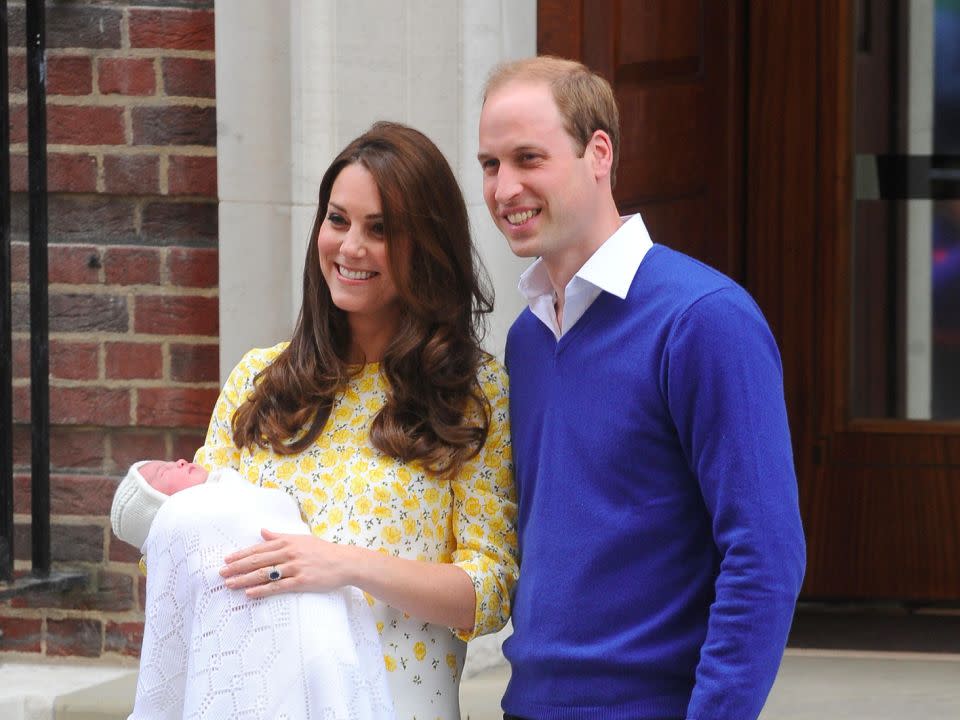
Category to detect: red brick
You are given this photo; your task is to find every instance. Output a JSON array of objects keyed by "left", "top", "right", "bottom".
[
  {"left": 134, "top": 295, "right": 218, "bottom": 336},
  {"left": 98, "top": 57, "right": 156, "bottom": 96},
  {"left": 49, "top": 293, "right": 129, "bottom": 333},
  {"left": 51, "top": 474, "right": 120, "bottom": 515},
  {"left": 48, "top": 55, "right": 94, "bottom": 96},
  {"left": 129, "top": 9, "right": 214, "bottom": 51},
  {"left": 132, "top": 105, "right": 216, "bottom": 146},
  {"left": 9, "top": 53, "right": 26, "bottom": 93},
  {"left": 12, "top": 337, "right": 29, "bottom": 379},
  {"left": 50, "top": 340, "right": 100, "bottom": 381},
  {"left": 102, "top": 246, "right": 162, "bottom": 285},
  {"left": 47, "top": 619, "right": 103, "bottom": 657},
  {"left": 102, "top": 154, "right": 160, "bottom": 195},
  {"left": 51, "top": 153, "right": 99, "bottom": 193},
  {"left": 142, "top": 201, "right": 217, "bottom": 245},
  {"left": 49, "top": 195, "right": 139, "bottom": 245},
  {"left": 48, "top": 245, "right": 102, "bottom": 284},
  {"left": 104, "top": 621, "right": 144, "bottom": 658},
  {"left": 162, "top": 57, "right": 215, "bottom": 98},
  {"left": 136, "top": 387, "right": 219, "bottom": 428},
  {"left": 10, "top": 103, "right": 26, "bottom": 144},
  {"left": 168, "top": 155, "right": 217, "bottom": 197},
  {"left": 11, "top": 571, "right": 133, "bottom": 612},
  {"left": 11, "top": 241, "right": 27, "bottom": 282},
  {"left": 49, "top": 386, "right": 131, "bottom": 426},
  {"left": 110, "top": 537, "right": 143, "bottom": 564},
  {"left": 35, "top": 524, "right": 105, "bottom": 563},
  {"left": 105, "top": 342, "right": 163, "bottom": 380},
  {"left": 170, "top": 342, "right": 219, "bottom": 382},
  {"left": 12, "top": 473, "right": 105, "bottom": 517},
  {"left": 48, "top": 105, "right": 125, "bottom": 145},
  {"left": 167, "top": 247, "right": 217, "bottom": 288},
  {"left": 12, "top": 386, "right": 28, "bottom": 423},
  {"left": 50, "top": 426, "right": 110, "bottom": 471},
  {"left": 109, "top": 430, "right": 168, "bottom": 471},
  {"left": 171, "top": 430, "right": 207, "bottom": 461},
  {"left": 0, "top": 616, "right": 42, "bottom": 653}
]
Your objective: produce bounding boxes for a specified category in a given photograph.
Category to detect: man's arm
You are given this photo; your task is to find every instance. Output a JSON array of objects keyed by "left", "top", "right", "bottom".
[{"left": 665, "top": 288, "right": 806, "bottom": 720}]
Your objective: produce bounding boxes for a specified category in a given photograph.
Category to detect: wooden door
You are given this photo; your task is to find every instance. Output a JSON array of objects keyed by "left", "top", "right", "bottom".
[
  {"left": 538, "top": 0, "right": 745, "bottom": 279},
  {"left": 540, "top": 0, "right": 960, "bottom": 600}
]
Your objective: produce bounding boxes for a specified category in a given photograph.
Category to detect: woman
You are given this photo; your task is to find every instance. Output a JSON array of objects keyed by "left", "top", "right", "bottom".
[{"left": 195, "top": 121, "right": 517, "bottom": 719}]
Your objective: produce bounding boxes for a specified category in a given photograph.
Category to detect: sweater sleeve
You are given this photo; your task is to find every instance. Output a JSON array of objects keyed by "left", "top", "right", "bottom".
[
  {"left": 194, "top": 345, "right": 286, "bottom": 473},
  {"left": 664, "top": 288, "right": 806, "bottom": 720},
  {"left": 451, "top": 358, "right": 519, "bottom": 641}
]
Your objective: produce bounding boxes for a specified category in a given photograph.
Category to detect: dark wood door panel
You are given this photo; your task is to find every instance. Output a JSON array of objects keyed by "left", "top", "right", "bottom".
[
  {"left": 802, "top": 461, "right": 960, "bottom": 599},
  {"left": 540, "top": 0, "right": 743, "bottom": 280}
]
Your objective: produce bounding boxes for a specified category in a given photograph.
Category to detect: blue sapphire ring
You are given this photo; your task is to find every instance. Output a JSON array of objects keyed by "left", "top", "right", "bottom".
[{"left": 267, "top": 566, "right": 282, "bottom": 582}]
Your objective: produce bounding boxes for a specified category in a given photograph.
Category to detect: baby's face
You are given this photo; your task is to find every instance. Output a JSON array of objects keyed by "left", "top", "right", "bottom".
[{"left": 140, "top": 459, "right": 208, "bottom": 495}]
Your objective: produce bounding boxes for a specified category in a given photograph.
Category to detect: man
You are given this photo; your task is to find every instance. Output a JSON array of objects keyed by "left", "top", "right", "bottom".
[{"left": 477, "top": 56, "right": 806, "bottom": 720}]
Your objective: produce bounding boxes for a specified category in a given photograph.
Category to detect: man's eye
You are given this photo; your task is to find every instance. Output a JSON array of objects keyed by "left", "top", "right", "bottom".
[{"left": 481, "top": 159, "right": 499, "bottom": 173}]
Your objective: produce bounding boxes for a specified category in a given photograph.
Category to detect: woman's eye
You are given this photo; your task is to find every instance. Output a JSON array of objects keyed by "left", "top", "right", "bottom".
[
  {"left": 327, "top": 213, "right": 347, "bottom": 226},
  {"left": 370, "top": 222, "right": 385, "bottom": 237}
]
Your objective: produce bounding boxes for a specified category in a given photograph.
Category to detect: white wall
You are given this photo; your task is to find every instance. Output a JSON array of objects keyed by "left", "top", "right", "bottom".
[{"left": 215, "top": 0, "right": 536, "bottom": 381}]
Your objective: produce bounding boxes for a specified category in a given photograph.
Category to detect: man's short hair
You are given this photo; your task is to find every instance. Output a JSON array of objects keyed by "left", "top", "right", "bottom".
[{"left": 483, "top": 55, "right": 621, "bottom": 187}]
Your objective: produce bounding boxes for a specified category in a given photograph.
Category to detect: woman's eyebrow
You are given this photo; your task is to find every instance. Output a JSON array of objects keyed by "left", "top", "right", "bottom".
[{"left": 327, "top": 201, "right": 382, "bottom": 220}]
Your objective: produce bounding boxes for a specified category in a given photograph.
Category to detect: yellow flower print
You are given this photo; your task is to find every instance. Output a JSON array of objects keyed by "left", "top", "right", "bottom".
[
  {"left": 348, "top": 519, "right": 361, "bottom": 535},
  {"left": 328, "top": 507, "right": 343, "bottom": 524},
  {"left": 323, "top": 472, "right": 337, "bottom": 488},
  {"left": 474, "top": 477, "right": 492, "bottom": 493},
  {"left": 295, "top": 475, "right": 311, "bottom": 492},
  {"left": 365, "top": 397, "right": 380, "bottom": 413},
  {"left": 374, "top": 506, "right": 391, "bottom": 520},
  {"left": 489, "top": 515, "right": 505, "bottom": 533},
  {"left": 246, "top": 467, "right": 259, "bottom": 483},
  {"left": 299, "top": 456, "right": 318, "bottom": 474},
  {"left": 301, "top": 498, "right": 317, "bottom": 517},
  {"left": 402, "top": 495, "right": 420, "bottom": 510},
  {"left": 370, "top": 465, "right": 386, "bottom": 482},
  {"left": 382, "top": 526, "right": 401, "bottom": 544},
  {"left": 262, "top": 480, "right": 279, "bottom": 490},
  {"left": 313, "top": 521, "right": 328, "bottom": 535},
  {"left": 391, "top": 481, "right": 408, "bottom": 497},
  {"left": 332, "top": 428, "right": 350, "bottom": 444},
  {"left": 364, "top": 592, "right": 376, "bottom": 606},
  {"left": 384, "top": 655, "right": 397, "bottom": 672},
  {"left": 356, "top": 496, "right": 372, "bottom": 515},
  {"left": 403, "top": 517, "right": 417, "bottom": 536},
  {"left": 467, "top": 523, "right": 485, "bottom": 539},
  {"left": 464, "top": 497, "right": 481, "bottom": 517},
  {"left": 423, "top": 487, "right": 440, "bottom": 505},
  {"left": 446, "top": 653, "right": 457, "bottom": 670},
  {"left": 350, "top": 476, "right": 367, "bottom": 495},
  {"left": 397, "top": 467, "right": 412, "bottom": 483},
  {"left": 413, "top": 641, "right": 427, "bottom": 661},
  {"left": 376, "top": 621, "right": 384, "bottom": 634},
  {"left": 320, "top": 449, "right": 338, "bottom": 466},
  {"left": 333, "top": 484, "right": 347, "bottom": 502},
  {"left": 484, "top": 451, "right": 503, "bottom": 469},
  {"left": 312, "top": 487, "right": 328, "bottom": 503},
  {"left": 423, "top": 524, "right": 435, "bottom": 538},
  {"left": 373, "top": 486, "right": 391, "bottom": 503},
  {"left": 484, "top": 497, "right": 499, "bottom": 515}
]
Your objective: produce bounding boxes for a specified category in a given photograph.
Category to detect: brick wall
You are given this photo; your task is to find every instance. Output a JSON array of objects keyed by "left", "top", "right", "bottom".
[{"left": 2, "top": 0, "right": 217, "bottom": 660}]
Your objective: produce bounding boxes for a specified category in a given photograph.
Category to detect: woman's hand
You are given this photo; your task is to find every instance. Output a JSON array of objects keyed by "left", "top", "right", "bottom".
[{"left": 219, "top": 529, "right": 357, "bottom": 598}]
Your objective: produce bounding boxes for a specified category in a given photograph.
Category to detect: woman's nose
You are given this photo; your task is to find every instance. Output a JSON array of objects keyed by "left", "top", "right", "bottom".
[{"left": 339, "top": 229, "right": 367, "bottom": 257}]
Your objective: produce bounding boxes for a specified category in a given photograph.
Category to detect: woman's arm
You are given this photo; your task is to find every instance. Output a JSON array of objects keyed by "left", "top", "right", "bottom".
[{"left": 220, "top": 531, "right": 477, "bottom": 630}]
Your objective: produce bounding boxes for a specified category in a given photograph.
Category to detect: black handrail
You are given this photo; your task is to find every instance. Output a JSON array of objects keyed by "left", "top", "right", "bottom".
[
  {"left": 0, "top": 0, "right": 83, "bottom": 597},
  {"left": 26, "top": 0, "right": 50, "bottom": 577},
  {"left": 0, "top": 0, "right": 14, "bottom": 585}
]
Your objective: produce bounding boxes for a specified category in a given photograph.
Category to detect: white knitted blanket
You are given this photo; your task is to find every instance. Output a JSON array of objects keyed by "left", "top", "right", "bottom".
[{"left": 130, "top": 472, "right": 395, "bottom": 720}]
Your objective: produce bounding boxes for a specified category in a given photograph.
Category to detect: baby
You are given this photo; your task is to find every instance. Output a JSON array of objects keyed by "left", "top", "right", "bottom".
[{"left": 111, "top": 460, "right": 395, "bottom": 720}]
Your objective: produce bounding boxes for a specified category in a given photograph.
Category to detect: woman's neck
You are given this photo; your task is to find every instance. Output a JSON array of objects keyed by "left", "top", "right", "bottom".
[{"left": 346, "top": 313, "right": 400, "bottom": 364}]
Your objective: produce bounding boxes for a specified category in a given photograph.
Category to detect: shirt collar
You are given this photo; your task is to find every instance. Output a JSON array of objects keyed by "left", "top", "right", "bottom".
[{"left": 517, "top": 213, "right": 654, "bottom": 302}]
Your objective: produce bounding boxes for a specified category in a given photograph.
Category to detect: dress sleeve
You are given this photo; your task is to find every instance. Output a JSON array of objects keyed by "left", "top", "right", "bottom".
[
  {"left": 194, "top": 346, "right": 280, "bottom": 473},
  {"left": 451, "top": 358, "right": 519, "bottom": 641}
]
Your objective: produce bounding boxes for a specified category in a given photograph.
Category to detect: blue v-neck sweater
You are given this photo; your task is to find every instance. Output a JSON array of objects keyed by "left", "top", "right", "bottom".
[{"left": 502, "top": 245, "right": 805, "bottom": 720}]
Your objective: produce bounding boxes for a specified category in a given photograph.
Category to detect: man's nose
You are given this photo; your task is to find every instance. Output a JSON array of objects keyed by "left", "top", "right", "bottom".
[{"left": 494, "top": 166, "right": 522, "bottom": 205}]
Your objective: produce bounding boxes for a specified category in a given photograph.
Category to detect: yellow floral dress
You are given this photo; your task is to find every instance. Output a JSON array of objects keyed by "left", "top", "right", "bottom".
[{"left": 195, "top": 343, "right": 518, "bottom": 720}]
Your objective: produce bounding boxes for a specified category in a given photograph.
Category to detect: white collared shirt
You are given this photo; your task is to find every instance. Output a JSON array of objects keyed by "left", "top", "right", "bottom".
[{"left": 517, "top": 213, "right": 654, "bottom": 339}]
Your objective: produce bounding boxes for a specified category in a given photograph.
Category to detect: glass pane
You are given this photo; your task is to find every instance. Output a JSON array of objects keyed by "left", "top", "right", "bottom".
[{"left": 851, "top": 0, "right": 960, "bottom": 419}]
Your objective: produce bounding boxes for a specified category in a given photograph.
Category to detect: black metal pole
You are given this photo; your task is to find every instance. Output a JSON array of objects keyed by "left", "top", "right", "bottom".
[
  {"left": 26, "top": 0, "right": 49, "bottom": 576},
  {"left": 0, "top": 0, "right": 14, "bottom": 584}
]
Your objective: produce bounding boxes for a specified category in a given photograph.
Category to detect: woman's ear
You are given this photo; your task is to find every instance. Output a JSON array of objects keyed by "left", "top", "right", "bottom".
[{"left": 587, "top": 129, "right": 614, "bottom": 182}]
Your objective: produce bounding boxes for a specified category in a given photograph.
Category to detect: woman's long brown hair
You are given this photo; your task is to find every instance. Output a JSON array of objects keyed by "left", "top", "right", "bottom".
[{"left": 231, "top": 122, "right": 494, "bottom": 477}]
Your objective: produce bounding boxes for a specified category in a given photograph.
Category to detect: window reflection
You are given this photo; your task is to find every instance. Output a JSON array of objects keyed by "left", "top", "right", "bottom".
[{"left": 852, "top": 0, "right": 960, "bottom": 420}]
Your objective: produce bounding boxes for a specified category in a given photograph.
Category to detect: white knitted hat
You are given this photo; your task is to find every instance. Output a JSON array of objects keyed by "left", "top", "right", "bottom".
[{"left": 111, "top": 461, "right": 170, "bottom": 550}]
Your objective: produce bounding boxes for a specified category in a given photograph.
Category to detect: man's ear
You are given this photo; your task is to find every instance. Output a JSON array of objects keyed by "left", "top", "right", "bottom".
[{"left": 587, "top": 129, "right": 614, "bottom": 181}]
